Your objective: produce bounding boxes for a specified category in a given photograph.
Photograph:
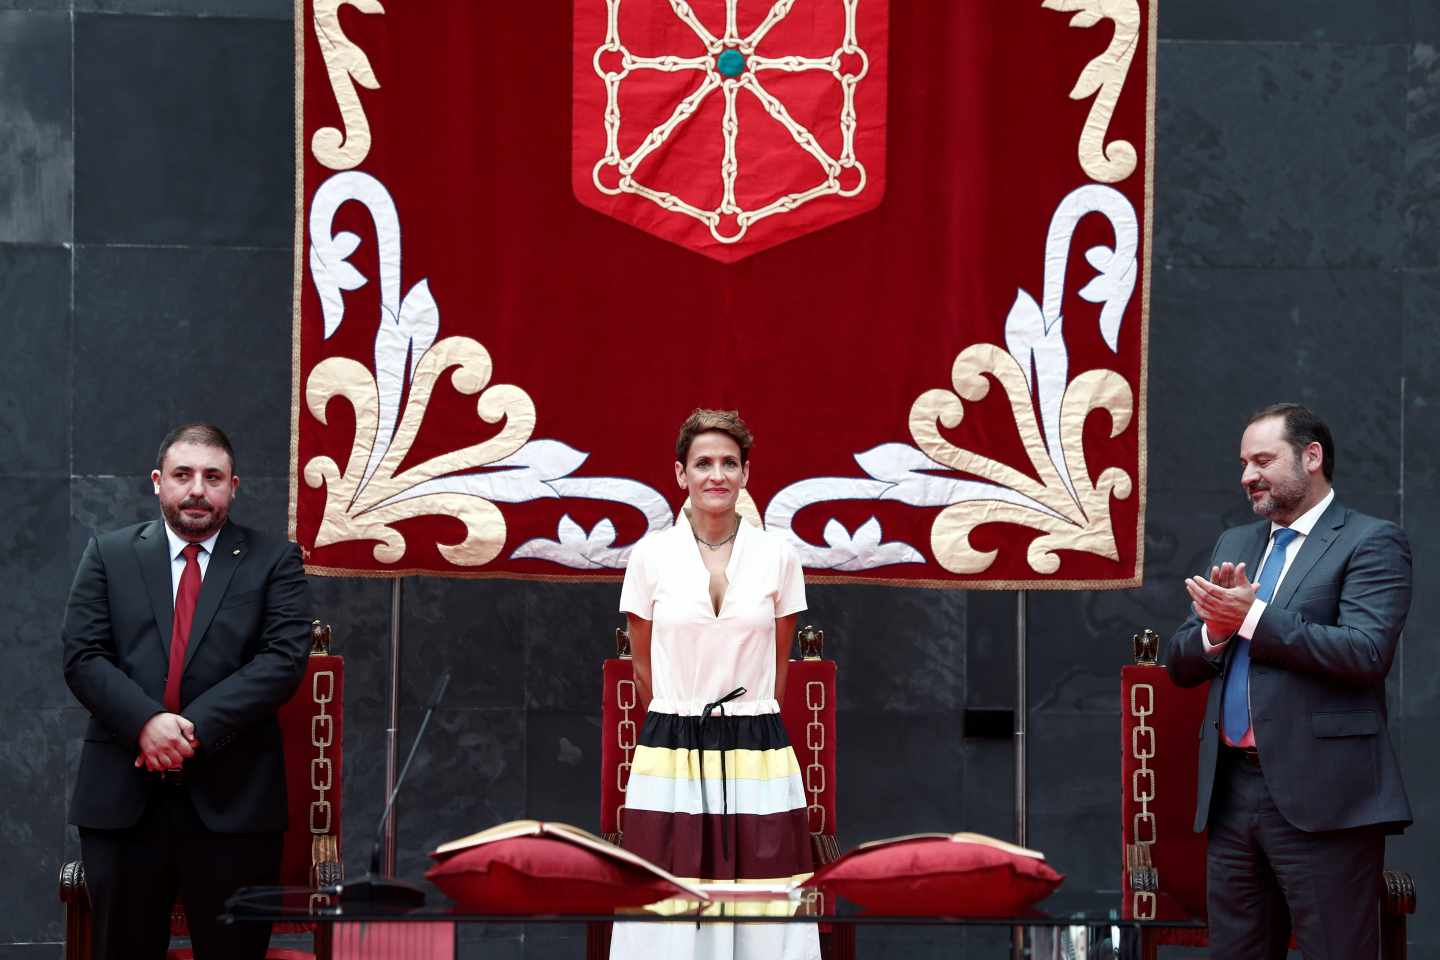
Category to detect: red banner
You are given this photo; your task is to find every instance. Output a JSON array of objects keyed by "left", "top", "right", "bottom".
[{"left": 291, "top": 0, "right": 1156, "bottom": 588}]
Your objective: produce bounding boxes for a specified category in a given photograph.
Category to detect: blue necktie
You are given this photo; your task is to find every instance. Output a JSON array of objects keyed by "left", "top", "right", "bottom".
[{"left": 1221, "top": 527, "right": 1299, "bottom": 742}]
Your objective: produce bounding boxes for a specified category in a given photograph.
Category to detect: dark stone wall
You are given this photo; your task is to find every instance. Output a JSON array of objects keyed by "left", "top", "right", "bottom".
[{"left": 0, "top": 2, "right": 1436, "bottom": 957}]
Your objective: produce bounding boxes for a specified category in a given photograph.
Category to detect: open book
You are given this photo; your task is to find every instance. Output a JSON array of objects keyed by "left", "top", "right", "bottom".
[{"left": 433, "top": 819, "right": 711, "bottom": 901}]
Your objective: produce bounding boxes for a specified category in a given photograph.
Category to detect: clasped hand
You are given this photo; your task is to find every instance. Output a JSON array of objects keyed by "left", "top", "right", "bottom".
[
  {"left": 135, "top": 712, "right": 199, "bottom": 771},
  {"left": 1184, "top": 561, "right": 1257, "bottom": 640}
]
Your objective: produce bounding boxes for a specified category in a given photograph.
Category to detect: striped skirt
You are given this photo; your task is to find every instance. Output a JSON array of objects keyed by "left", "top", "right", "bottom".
[{"left": 610, "top": 697, "right": 820, "bottom": 960}]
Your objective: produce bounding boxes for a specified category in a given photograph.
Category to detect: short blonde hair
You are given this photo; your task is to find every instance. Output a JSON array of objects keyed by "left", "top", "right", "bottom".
[{"left": 675, "top": 408, "right": 754, "bottom": 465}]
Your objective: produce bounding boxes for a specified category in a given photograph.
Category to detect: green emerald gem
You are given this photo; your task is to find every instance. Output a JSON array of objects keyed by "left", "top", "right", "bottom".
[{"left": 717, "top": 49, "right": 746, "bottom": 78}]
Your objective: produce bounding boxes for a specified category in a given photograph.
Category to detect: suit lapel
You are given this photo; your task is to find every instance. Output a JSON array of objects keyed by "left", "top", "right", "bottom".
[
  {"left": 136, "top": 520, "right": 175, "bottom": 657},
  {"left": 1272, "top": 499, "right": 1346, "bottom": 609},
  {"left": 182, "top": 522, "right": 246, "bottom": 671}
]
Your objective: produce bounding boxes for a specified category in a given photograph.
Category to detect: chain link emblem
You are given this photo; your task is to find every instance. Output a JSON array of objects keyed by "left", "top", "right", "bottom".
[
  {"left": 308, "top": 669, "right": 335, "bottom": 837},
  {"left": 615, "top": 678, "right": 636, "bottom": 833},
  {"left": 805, "top": 680, "right": 826, "bottom": 834},
  {"left": 1127, "top": 681, "right": 1159, "bottom": 916}
]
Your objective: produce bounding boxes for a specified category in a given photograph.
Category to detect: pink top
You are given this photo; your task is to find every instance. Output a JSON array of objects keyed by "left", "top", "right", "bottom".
[{"left": 620, "top": 510, "right": 807, "bottom": 715}]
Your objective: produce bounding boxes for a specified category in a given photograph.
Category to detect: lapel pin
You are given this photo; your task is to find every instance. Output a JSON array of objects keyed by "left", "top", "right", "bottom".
[{"left": 233, "top": 548, "right": 241, "bottom": 556}]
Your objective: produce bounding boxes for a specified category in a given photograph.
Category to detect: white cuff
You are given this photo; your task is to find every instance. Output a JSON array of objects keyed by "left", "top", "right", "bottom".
[
  {"left": 1238, "top": 598, "right": 1266, "bottom": 640},
  {"left": 1201, "top": 623, "right": 1229, "bottom": 654}
]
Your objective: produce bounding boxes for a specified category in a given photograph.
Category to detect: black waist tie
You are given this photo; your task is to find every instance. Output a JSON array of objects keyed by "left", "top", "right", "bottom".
[{"left": 699, "top": 686, "right": 747, "bottom": 857}]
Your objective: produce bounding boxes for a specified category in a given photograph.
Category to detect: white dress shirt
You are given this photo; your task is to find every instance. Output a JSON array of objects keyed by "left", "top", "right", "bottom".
[{"left": 163, "top": 521, "right": 221, "bottom": 601}]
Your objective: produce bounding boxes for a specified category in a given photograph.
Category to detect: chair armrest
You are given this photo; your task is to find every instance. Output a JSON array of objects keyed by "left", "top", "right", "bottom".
[
  {"left": 59, "top": 859, "right": 87, "bottom": 905},
  {"left": 59, "top": 860, "right": 93, "bottom": 960},
  {"left": 811, "top": 834, "right": 841, "bottom": 867},
  {"left": 1383, "top": 870, "right": 1415, "bottom": 916}
]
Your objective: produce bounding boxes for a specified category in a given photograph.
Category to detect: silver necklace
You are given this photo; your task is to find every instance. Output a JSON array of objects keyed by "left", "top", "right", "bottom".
[{"left": 695, "top": 520, "right": 740, "bottom": 550}]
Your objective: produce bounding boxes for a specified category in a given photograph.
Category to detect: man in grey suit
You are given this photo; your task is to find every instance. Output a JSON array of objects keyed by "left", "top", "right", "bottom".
[
  {"left": 63, "top": 424, "right": 311, "bottom": 960},
  {"left": 1166, "top": 403, "right": 1412, "bottom": 959}
]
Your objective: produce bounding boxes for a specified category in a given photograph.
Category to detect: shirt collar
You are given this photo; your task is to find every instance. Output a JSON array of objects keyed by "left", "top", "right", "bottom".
[
  {"left": 1272, "top": 487, "right": 1334, "bottom": 540},
  {"left": 163, "top": 519, "right": 223, "bottom": 560}
]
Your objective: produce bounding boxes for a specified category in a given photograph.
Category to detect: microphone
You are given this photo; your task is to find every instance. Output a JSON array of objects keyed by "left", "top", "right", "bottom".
[{"left": 331, "top": 671, "right": 451, "bottom": 906}]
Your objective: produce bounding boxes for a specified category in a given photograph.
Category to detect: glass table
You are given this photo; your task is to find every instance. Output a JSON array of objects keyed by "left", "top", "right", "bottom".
[{"left": 224, "top": 886, "right": 1205, "bottom": 959}]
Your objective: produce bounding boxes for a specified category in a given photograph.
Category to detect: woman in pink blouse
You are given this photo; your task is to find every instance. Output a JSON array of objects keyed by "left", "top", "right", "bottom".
[{"left": 610, "top": 409, "right": 819, "bottom": 960}]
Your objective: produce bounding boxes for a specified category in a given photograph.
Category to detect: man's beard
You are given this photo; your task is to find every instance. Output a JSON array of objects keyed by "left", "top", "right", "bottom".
[
  {"left": 163, "top": 497, "right": 227, "bottom": 539},
  {"left": 1247, "top": 463, "right": 1306, "bottom": 519}
]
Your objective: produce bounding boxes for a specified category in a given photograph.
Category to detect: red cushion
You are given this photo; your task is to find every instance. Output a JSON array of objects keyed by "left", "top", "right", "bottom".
[
  {"left": 807, "top": 836, "right": 1063, "bottom": 916},
  {"left": 426, "top": 836, "right": 682, "bottom": 913}
]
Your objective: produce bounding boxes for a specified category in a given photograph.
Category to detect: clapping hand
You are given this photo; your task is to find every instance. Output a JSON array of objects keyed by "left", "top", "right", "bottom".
[{"left": 1185, "top": 561, "right": 1256, "bottom": 640}]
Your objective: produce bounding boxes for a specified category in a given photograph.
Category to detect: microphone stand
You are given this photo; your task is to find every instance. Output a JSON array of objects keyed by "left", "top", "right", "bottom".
[{"left": 330, "top": 672, "right": 451, "bottom": 906}]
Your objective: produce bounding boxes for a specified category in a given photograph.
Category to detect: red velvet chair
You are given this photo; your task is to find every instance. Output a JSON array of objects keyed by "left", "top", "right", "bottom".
[
  {"left": 59, "top": 621, "right": 344, "bottom": 960},
  {"left": 587, "top": 624, "right": 849, "bottom": 960},
  {"left": 1120, "top": 629, "right": 1415, "bottom": 959}
]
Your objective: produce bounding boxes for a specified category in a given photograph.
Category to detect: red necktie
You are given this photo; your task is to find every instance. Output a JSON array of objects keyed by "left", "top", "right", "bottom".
[{"left": 164, "top": 543, "right": 204, "bottom": 713}]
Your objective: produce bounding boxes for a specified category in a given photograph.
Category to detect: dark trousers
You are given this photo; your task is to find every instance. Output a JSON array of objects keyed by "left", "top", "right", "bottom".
[
  {"left": 79, "top": 783, "right": 283, "bottom": 960},
  {"left": 1206, "top": 749, "right": 1383, "bottom": 960}
]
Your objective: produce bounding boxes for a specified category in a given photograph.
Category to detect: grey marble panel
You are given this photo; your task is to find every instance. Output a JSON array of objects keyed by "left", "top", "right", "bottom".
[
  {"left": 1388, "top": 716, "right": 1440, "bottom": 952},
  {"left": 345, "top": 706, "right": 526, "bottom": 886},
  {"left": 1401, "top": 271, "right": 1440, "bottom": 714},
  {"left": 959, "top": 738, "right": 1015, "bottom": 843},
  {"left": 1404, "top": 270, "right": 1440, "bottom": 491},
  {"left": 524, "top": 581, "right": 624, "bottom": 712},
  {"left": 457, "top": 929, "right": 524, "bottom": 960},
  {"left": 521, "top": 926, "right": 586, "bottom": 960},
  {"left": 72, "top": 245, "right": 293, "bottom": 477},
  {"left": 73, "top": 13, "right": 292, "bottom": 246},
  {"left": 1147, "top": 267, "right": 1403, "bottom": 495},
  {"left": 1409, "top": 44, "right": 1440, "bottom": 268},
  {"left": 0, "top": 708, "right": 69, "bottom": 943},
  {"left": 1417, "top": 2, "right": 1440, "bottom": 42},
  {"left": 1397, "top": 490, "right": 1439, "bottom": 715},
  {"left": 806, "top": 584, "right": 965, "bottom": 714},
  {"left": 398, "top": 578, "right": 528, "bottom": 712},
  {"left": 834, "top": 709, "right": 965, "bottom": 850},
  {"left": 1157, "top": 4, "right": 1408, "bottom": 42},
  {"left": 76, "top": 0, "right": 290, "bottom": 16},
  {"left": 525, "top": 711, "right": 602, "bottom": 832},
  {"left": 852, "top": 925, "right": 975, "bottom": 958},
  {"left": 0, "top": 0, "right": 67, "bottom": 11},
  {"left": 0, "top": 12, "right": 71, "bottom": 243},
  {"left": 60, "top": 707, "right": 89, "bottom": 869},
  {"left": 0, "top": 245, "right": 69, "bottom": 476},
  {"left": 1025, "top": 712, "right": 1119, "bottom": 891},
  {"left": 963, "top": 591, "right": 1014, "bottom": 708},
  {"left": 1, "top": 478, "right": 71, "bottom": 708},
  {"left": 1155, "top": 43, "right": 1406, "bottom": 269},
  {"left": 0, "top": 946, "right": 64, "bottom": 959}
]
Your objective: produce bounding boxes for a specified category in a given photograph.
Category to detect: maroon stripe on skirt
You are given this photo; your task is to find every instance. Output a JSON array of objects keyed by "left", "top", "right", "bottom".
[{"left": 621, "top": 808, "right": 814, "bottom": 881}]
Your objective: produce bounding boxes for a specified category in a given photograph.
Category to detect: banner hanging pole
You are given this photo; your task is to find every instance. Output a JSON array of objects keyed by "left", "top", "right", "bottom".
[
  {"left": 1013, "top": 589, "right": 1029, "bottom": 960},
  {"left": 1015, "top": 588, "right": 1029, "bottom": 846},
  {"left": 383, "top": 577, "right": 403, "bottom": 877}
]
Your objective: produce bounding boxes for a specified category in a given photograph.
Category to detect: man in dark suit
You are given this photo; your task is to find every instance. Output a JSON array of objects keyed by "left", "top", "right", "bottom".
[
  {"left": 63, "top": 423, "right": 311, "bottom": 960},
  {"left": 1166, "top": 403, "right": 1412, "bottom": 959}
]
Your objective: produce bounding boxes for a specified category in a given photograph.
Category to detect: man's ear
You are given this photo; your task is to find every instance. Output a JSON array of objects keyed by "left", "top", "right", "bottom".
[{"left": 151, "top": 469, "right": 162, "bottom": 494}]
